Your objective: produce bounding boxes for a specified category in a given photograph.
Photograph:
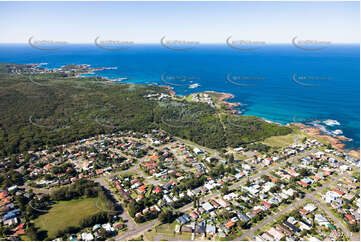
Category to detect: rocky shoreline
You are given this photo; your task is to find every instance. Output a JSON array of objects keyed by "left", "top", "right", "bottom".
[
  {"left": 205, "top": 91, "right": 241, "bottom": 113},
  {"left": 289, "top": 123, "right": 359, "bottom": 158},
  {"left": 153, "top": 87, "right": 360, "bottom": 159},
  {"left": 199, "top": 91, "right": 359, "bottom": 158}
]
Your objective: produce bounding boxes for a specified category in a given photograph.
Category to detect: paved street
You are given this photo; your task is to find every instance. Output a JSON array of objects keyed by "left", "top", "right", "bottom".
[
  {"left": 90, "top": 142, "right": 356, "bottom": 242},
  {"left": 180, "top": 149, "right": 315, "bottom": 213},
  {"left": 235, "top": 172, "right": 352, "bottom": 241},
  {"left": 310, "top": 195, "right": 360, "bottom": 241},
  {"left": 107, "top": 148, "right": 315, "bottom": 241}
]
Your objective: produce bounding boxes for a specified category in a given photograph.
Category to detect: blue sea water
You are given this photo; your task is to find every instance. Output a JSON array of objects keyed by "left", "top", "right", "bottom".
[{"left": 0, "top": 44, "right": 359, "bottom": 150}]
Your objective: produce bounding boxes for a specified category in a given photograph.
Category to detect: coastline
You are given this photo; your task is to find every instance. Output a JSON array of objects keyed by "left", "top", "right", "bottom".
[
  {"left": 160, "top": 85, "right": 176, "bottom": 96},
  {"left": 41, "top": 63, "right": 360, "bottom": 158},
  {"left": 205, "top": 91, "right": 241, "bottom": 114},
  {"left": 202, "top": 91, "right": 359, "bottom": 158},
  {"left": 289, "top": 123, "right": 360, "bottom": 158},
  {"left": 166, "top": 87, "right": 360, "bottom": 158}
]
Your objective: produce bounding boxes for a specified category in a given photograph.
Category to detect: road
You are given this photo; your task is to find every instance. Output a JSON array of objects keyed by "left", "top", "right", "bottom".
[
  {"left": 235, "top": 172, "right": 352, "bottom": 241},
  {"left": 179, "top": 149, "right": 315, "bottom": 213},
  {"left": 108, "top": 148, "right": 315, "bottom": 240},
  {"left": 310, "top": 195, "right": 360, "bottom": 241},
  {"left": 93, "top": 163, "right": 162, "bottom": 241},
  {"left": 112, "top": 220, "right": 159, "bottom": 241},
  {"left": 97, "top": 178, "right": 161, "bottom": 242}
]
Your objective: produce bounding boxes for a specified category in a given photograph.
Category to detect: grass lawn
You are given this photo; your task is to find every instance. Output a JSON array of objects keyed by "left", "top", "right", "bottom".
[
  {"left": 144, "top": 222, "right": 192, "bottom": 241},
  {"left": 262, "top": 129, "right": 307, "bottom": 148},
  {"left": 33, "top": 197, "right": 100, "bottom": 239}
]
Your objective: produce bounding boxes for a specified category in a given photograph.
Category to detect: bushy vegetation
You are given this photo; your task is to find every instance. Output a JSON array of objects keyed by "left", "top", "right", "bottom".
[
  {"left": 0, "top": 63, "right": 292, "bottom": 157},
  {"left": 50, "top": 179, "right": 101, "bottom": 201}
]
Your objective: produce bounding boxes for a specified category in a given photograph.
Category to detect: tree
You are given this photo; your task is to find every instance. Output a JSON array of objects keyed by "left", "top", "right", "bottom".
[
  {"left": 348, "top": 223, "right": 360, "bottom": 232},
  {"left": 26, "top": 223, "right": 38, "bottom": 240},
  {"left": 0, "top": 222, "right": 10, "bottom": 238},
  {"left": 221, "top": 185, "right": 229, "bottom": 195},
  {"left": 159, "top": 210, "right": 174, "bottom": 223},
  {"left": 229, "top": 154, "right": 235, "bottom": 163},
  {"left": 98, "top": 228, "right": 108, "bottom": 239}
]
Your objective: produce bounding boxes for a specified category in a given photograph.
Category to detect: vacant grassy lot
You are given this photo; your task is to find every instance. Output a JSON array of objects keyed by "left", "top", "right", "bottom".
[
  {"left": 144, "top": 221, "right": 193, "bottom": 241},
  {"left": 262, "top": 129, "right": 307, "bottom": 148},
  {"left": 33, "top": 197, "right": 100, "bottom": 239}
]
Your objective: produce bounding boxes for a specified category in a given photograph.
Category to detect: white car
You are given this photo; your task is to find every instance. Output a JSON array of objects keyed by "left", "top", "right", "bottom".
[{"left": 231, "top": 217, "right": 239, "bottom": 223}]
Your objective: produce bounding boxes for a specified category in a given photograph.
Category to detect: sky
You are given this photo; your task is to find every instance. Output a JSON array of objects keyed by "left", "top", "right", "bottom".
[{"left": 0, "top": 1, "right": 359, "bottom": 44}]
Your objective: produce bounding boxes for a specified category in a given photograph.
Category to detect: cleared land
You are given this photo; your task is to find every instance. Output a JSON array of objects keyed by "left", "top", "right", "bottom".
[
  {"left": 144, "top": 221, "right": 193, "bottom": 241},
  {"left": 262, "top": 129, "right": 307, "bottom": 148},
  {"left": 33, "top": 197, "right": 100, "bottom": 239}
]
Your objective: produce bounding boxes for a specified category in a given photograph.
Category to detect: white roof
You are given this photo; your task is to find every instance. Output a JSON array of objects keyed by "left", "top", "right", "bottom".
[
  {"left": 81, "top": 233, "right": 94, "bottom": 241},
  {"left": 201, "top": 202, "right": 214, "bottom": 211},
  {"left": 304, "top": 203, "right": 317, "bottom": 212}
]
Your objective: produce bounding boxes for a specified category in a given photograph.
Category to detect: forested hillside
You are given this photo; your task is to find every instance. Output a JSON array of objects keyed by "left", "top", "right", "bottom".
[{"left": 0, "top": 63, "right": 291, "bottom": 157}]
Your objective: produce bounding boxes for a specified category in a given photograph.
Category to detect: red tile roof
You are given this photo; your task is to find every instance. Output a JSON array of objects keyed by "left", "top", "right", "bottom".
[
  {"left": 332, "top": 188, "right": 344, "bottom": 196},
  {"left": 153, "top": 186, "right": 162, "bottom": 194},
  {"left": 44, "top": 164, "right": 53, "bottom": 169},
  {"left": 189, "top": 211, "right": 198, "bottom": 219},
  {"left": 0, "top": 191, "right": 8, "bottom": 199},
  {"left": 225, "top": 220, "right": 235, "bottom": 229},
  {"left": 345, "top": 214, "right": 356, "bottom": 224},
  {"left": 138, "top": 185, "right": 147, "bottom": 193},
  {"left": 262, "top": 201, "right": 271, "bottom": 208},
  {"left": 299, "top": 209, "right": 308, "bottom": 215},
  {"left": 298, "top": 181, "right": 308, "bottom": 187},
  {"left": 149, "top": 155, "right": 158, "bottom": 161}
]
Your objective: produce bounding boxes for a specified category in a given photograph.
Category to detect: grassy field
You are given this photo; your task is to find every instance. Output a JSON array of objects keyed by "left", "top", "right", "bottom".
[
  {"left": 144, "top": 221, "right": 193, "bottom": 241},
  {"left": 262, "top": 129, "right": 307, "bottom": 148},
  {"left": 33, "top": 197, "right": 100, "bottom": 239}
]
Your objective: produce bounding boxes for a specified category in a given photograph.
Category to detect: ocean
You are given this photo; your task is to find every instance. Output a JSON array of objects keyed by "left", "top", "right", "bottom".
[{"left": 0, "top": 43, "right": 359, "bottom": 150}]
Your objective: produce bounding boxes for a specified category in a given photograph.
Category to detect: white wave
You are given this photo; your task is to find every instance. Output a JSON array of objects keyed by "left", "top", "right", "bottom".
[
  {"left": 332, "top": 129, "right": 343, "bottom": 135},
  {"left": 189, "top": 83, "right": 200, "bottom": 89},
  {"left": 323, "top": 119, "right": 340, "bottom": 126},
  {"left": 312, "top": 123, "right": 328, "bottom": 133}
]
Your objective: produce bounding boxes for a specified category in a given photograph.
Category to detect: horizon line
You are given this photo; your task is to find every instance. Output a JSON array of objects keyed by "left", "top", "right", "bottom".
[{"left": 0, "top": 42, "right": 360, "bottom": 45}]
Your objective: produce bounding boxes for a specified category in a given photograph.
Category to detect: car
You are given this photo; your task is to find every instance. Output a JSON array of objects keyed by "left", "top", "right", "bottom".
[{"left": 231, "top": 217, "right": 239, "bottom": 223}]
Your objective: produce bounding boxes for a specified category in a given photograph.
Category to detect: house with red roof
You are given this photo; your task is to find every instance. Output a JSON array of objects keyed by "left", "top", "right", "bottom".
[
  {"left": 153, "top": 186, "right": 162, "bottom": 194},
  {"left": 262, "top": 201, "right": 271, "bottom": 209},
  {"left": 44, "top": 164, "right": 53, "bottom": 170},
  {"left": 0, "top": 191, "right": 8, "bottom": 199},
  {"left": 299, "top": 209, "right": 308, "bottom": 216},
  {"left": 138, "top": 185, "right": 147, "bottom": 194},
  {"left": 189, "top": 211, "right": 198, "bottom": 220},
  {"left": 149, "top": 155, "right": 158, "bottom": 161},
  {"left": 268, "top": 175, "right": 278, "bottom": 183},
  {"left": 285, "top": 168, "right": 299, "bottom": 177},
  {"left": 345, "top": 214, "right": 356, "bottom": 224},
  {"left": 298, "top": 180, "right": 309, "bottom": 188},
  {"left": 143, "top": 162, "right": 158, "bottom": 169},
  {"left": 96, "top": 169, "right": 104, "bottom": 175},
  {"left": 225, "top": 220, "right": 235, "bottom": 229},
  {"left": 312, "top": 175, "right": 322, "bottom": 182},
  {"left": 12, "top": 223, "right": 25, "bottom": 235},
  {"left": 332, "top": 188, "right": 345, "bottom": 196},
  {"left": 0, "top": 196, "right": 12, "bottom": 206}
]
